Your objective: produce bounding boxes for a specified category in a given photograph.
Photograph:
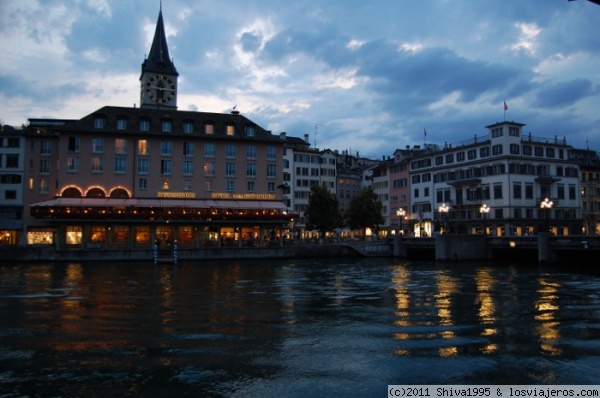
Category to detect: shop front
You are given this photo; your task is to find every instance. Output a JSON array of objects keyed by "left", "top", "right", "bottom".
[{"left": 29, "top": 197, "right": 295, "bottom": 251}]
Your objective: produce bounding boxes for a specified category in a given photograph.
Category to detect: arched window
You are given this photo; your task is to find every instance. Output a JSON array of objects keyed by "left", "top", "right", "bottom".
[
  {"left": 110, "top": 188, "right": 130, "bottom": 199},
  {"left": 86, "top": 188, "right": 106, "bottom": 198},
  {"left": 61, "top": 187, "right": 82, "bottom": 198}
]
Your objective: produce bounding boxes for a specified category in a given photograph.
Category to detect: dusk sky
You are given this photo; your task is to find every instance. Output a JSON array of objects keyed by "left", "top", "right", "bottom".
[{"left": 1, "top": 0, "right": 599, "bottom": 158}]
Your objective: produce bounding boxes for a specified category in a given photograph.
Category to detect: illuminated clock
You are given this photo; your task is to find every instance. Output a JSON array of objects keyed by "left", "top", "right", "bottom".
[{"left": 145, "top": 74, "right": 176, "bottom": 104}]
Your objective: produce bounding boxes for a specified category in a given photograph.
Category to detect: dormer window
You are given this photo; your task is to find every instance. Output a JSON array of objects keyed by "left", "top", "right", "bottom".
[
  {"left": 182, "top": 121, "right": 194, "bottom": 134},
  {"left": 244, "top": 125, "right": 256, "bottom": 137},
  {"left": 204, "top": 123, "right": 214, "bottom": 135},
  {"left": 225, "top": 125, "right": 235, "bottom": 136},
  {"left": 139, "top": 119, "right": 150, "bottom": 132},
  {"left": 116, "top": 118, "right": 128, "bottom": 130},
  {"left": 161, "top": 119, "right": 172, "bottom": 133},
  {"left": 93, "top": 116, "right": 106, "bottom": 129}
]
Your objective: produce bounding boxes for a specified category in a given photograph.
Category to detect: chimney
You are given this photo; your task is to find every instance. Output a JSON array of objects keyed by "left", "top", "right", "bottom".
[
  {"left": 304, "top": 134, "right": 310, "bottom": 144},
  {"left": 280, "top": 132, "right": 287, "bottom": 140}
]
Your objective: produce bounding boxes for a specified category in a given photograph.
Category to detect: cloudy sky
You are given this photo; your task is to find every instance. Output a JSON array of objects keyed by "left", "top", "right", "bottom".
[{"left": 1, "top": 0, "right": 599, "bottom": 158}]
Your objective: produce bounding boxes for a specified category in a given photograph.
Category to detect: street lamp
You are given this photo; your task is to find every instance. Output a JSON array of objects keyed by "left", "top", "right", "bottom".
[
  {"left": 540, "top": 198, "right": 554, "bottom": 233},
  {"left": 479, "top": 204, "right": 490, "bottom": 235},
  {"left": 396, "top": 208, "right": 406, "bottom": 235},
  {"left": 438, "top": 203, "right": 450, "bottom": 234}
]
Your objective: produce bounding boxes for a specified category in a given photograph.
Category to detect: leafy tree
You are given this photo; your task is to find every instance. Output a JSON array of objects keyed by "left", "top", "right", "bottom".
[
  {"left": 305, "top": 185, "right": 340, "bottom": 234},
  {"left": 347, "top": 186, "right": 384, "bottom": 236}
]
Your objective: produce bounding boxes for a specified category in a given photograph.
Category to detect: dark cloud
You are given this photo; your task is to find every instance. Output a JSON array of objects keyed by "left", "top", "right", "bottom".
[{"left": 535, "top": 79, "right": 598, "bottom": 108}]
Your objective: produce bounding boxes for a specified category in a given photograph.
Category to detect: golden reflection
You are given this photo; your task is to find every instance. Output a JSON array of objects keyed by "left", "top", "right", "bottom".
[
  {"left": 534, "top": 278, "right": 562, "bottom": 356},
  {"left": 435, "top": 273, "right": 458, "bottom": 356},
  {"left": 475, "top": 268, "right": 497, "bottom": 324},
  {"left": 475, "top": 268, "right": 499, "bottom": 354},
  {"left": 439, "top": 346, "right": 458, "bottom": 357},
  {"left": 391, "top": 265, "right": 411, "bottom": 327}
]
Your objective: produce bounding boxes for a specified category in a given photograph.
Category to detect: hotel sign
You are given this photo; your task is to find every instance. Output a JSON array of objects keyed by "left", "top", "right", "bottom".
[
  {"left": 157, "top": 192, "right": 197, "bottom": 198},
  {"left": 211, "top": 193, "right": 277, "bottom": 200}
]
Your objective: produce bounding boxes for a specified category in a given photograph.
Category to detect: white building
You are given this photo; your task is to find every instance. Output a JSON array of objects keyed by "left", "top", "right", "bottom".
[{"left": 408, "top": 121, "right": 582, "bottom": 236}]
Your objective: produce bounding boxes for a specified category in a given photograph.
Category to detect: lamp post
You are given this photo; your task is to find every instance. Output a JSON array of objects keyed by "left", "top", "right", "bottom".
[
  {"left": 540, "top": 198, "right": 554, "bottom": 233},
  {"left": 479, "top": 204, "right": 490, "bottom": 235},
  {"left": 438, "top": 203, "right": 450, "bottom": 234},
  {"left": 396, "top": 208, "right": 406, "bottom": 235}
]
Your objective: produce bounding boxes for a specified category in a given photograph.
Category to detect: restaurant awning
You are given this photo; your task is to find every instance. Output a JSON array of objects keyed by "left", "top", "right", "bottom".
[{"left": 30, "top": 197, "right": 287, "bottom": 211}]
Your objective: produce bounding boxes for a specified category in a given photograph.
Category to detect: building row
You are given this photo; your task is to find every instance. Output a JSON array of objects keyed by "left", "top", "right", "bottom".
[{"left": 1, "top": 7, "right": 600, "bottom": 252}]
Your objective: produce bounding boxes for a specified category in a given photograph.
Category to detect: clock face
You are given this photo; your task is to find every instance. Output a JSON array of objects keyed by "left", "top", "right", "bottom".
[{"left": 145, "top": 74, "right": 176, "bottom": 104}]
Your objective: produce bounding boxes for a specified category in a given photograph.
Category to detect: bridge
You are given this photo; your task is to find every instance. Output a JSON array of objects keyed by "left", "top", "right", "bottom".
[{"left": 343, "top": 234, "right": 600, "bottom": 264}]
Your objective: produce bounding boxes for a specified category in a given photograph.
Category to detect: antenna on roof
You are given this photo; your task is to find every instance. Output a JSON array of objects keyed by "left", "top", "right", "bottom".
[{"left": 314, "top": 123, "right": 321, "bottom": 147}]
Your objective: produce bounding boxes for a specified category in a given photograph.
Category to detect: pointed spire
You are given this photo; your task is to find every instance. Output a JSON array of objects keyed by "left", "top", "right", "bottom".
[{"left": 141, "top": 6, "right": 178, "bottom": 76}]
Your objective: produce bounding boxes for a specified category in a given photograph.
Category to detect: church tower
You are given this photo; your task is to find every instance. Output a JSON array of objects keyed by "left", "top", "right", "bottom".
[{"left": 140, "top": 6, "right": 179, "bottom": 109}]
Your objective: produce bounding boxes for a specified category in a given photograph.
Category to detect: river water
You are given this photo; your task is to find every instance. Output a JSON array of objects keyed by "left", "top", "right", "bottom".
[{"left": 1, "top": 258, "right": 599, "bottom": 397}]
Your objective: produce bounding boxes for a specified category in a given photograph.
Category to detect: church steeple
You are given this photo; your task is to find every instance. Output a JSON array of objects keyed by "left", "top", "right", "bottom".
[{"left": 140, "top": 6, "right": 178, "bottom": 109}]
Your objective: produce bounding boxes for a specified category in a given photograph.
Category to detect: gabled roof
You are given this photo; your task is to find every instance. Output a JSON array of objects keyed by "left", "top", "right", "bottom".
[{"left": 141, "top": 8, "right": 178, "bottom": 76}]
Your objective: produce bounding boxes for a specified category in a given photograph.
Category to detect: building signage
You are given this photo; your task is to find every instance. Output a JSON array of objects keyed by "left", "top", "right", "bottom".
[
  {"left": 211, "top": 193, "right": 277, "bottom": 200},
  {"left": 157, "top": 192, "right": 197, "bottom": 198}
]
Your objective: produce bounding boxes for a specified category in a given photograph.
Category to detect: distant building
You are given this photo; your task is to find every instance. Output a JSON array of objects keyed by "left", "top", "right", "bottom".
[
  {"left": 570, "top": 148, "right": 600, "bottom": 235},
  {"left": 0, "top": 125, "right": 25, "bottom": 245}
]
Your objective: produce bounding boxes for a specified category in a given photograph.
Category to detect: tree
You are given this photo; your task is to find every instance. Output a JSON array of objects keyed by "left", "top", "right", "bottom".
[
  {"left": 347, "top": 186, "right": 384, "bottom": 237},
  {"left": 305, "top": 185, "right": 340, "bottom": 235}
]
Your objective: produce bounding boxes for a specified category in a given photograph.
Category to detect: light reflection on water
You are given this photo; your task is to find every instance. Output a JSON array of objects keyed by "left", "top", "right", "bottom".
[{"left": 1, "top": 258, "right": 599, "bottom": 397}]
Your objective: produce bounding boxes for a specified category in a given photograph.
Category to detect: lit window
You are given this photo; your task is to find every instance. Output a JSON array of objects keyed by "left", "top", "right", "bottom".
[
  {"left": 226, "top": 125, "right": 235, "bottom": 136},
  {"left": 115, "top": 139, "right": 127, "bottom": 154},
  {"left": 138, "top": 140, "right": 149, "bottom": 155}
]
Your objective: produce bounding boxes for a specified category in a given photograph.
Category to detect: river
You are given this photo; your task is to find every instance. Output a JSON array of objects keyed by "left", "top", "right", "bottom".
[{"left": 1, "top": 258, "right": 599, "bottom": 397}]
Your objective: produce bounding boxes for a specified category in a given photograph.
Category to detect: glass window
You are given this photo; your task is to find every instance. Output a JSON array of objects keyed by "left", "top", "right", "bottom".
[
  {"left": 115, "top": 139, "right": 127, "bottom": 154},
  {"left": 225, "top": 162, "right": 236, "bottom": 177},
  {"left": 137, "top": 158, "right": 149, "bottom": 174},
  {"left": 183, "top": 160, "right": 194, "bottom": 176},
  {"left": 68, "top": 137, "right": 80, "bottom": 152},
  {"left": 226, "top": 181, "right": 235, "bottom": 191},
  {"left": 138, "top": 178, "right": 148, "bottom": 190},
  {"left": 246, "top": 145, "right": 257, "bottom": 159},
  {"left": 91, "top": 157, "right": 103, "bottom": 173},
  {"left": 245, "top": 125, "right": 256, "bottom": 137},
  {"left": 160, "top": 141, "right": 172, "bottom": 156},
  {"left": 93, "top": 117, "right": 105, "bottom": 129},
  {"left": 267, "top": 146, "right": 277, "bottom": 160},
  {"left": 161, "top": 160, "right": 172, "bottom": 175},
  {"left": 138, "top": 140, "right": 149, "bottom": 155},
  {"left": 480, "top": 147, "right": 489, "bottom": 158},
  {"left": 66, "top": 226, "right": 82, "bottom": 245},
  {"left": 40, "top": 140, "right": 51, "bottom": 155},
  {"left": 39, "top": 178, "right": 50, "bottom": 193},
  {"left": 204, "top": 123, "right": 214, "bottom": 135},
  {"left": 267, "top": 164, "right": 277, "bottom": 178},
  {"left": 205, "top": 180, "right": 214, "bottom": 191},
  {"left": 247, "top": 181, "right": 256, "bottom": 192},
  {"left": 67, "top": 156, "right": 79, "bottom": 172},
  {"left": 183, "top": 121, "right": 194, "bottom": 134},
  {"left": 204, "top": 162, "right": 215, "bottom": 176},
  {"left": 246, "top": 163, "right": 257, "bottom": 177},
  {"left": 183, "top": 142, "right": 194, "bottom": 157},
  {"left": 39, "top": 159, "right": 50, "bottom": 174},
  {"left": 226, "top": 144, "right": 237, "bottom": 158},
  {"left": 226, "top": 125, "right": 235, "bottom": 136},
  {"left": 139, "top": 119, "right": 150, "bottom": 131},
  {"left": 204, "top": 143, "right": 215, "bottom": 158},
  {"left": 161, "top": 119, "right": 172, "bottom": 133},
  {"left": 91, "top": 138, "right": 104, "bottom": 153},
  {"left": 116, "top": 118, "right": 128, "bottom": 130},
  {"left": 114, "top": 158, "right": 126, "bottom": 173}
]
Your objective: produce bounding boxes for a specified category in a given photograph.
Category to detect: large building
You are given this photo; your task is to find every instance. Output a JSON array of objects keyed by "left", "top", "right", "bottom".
[
  {"left": 21, "top": 8, "right": 293, "bottom": 251},
  {"left": 407, "top": 121, "right": 582, "bottom": 237}
]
